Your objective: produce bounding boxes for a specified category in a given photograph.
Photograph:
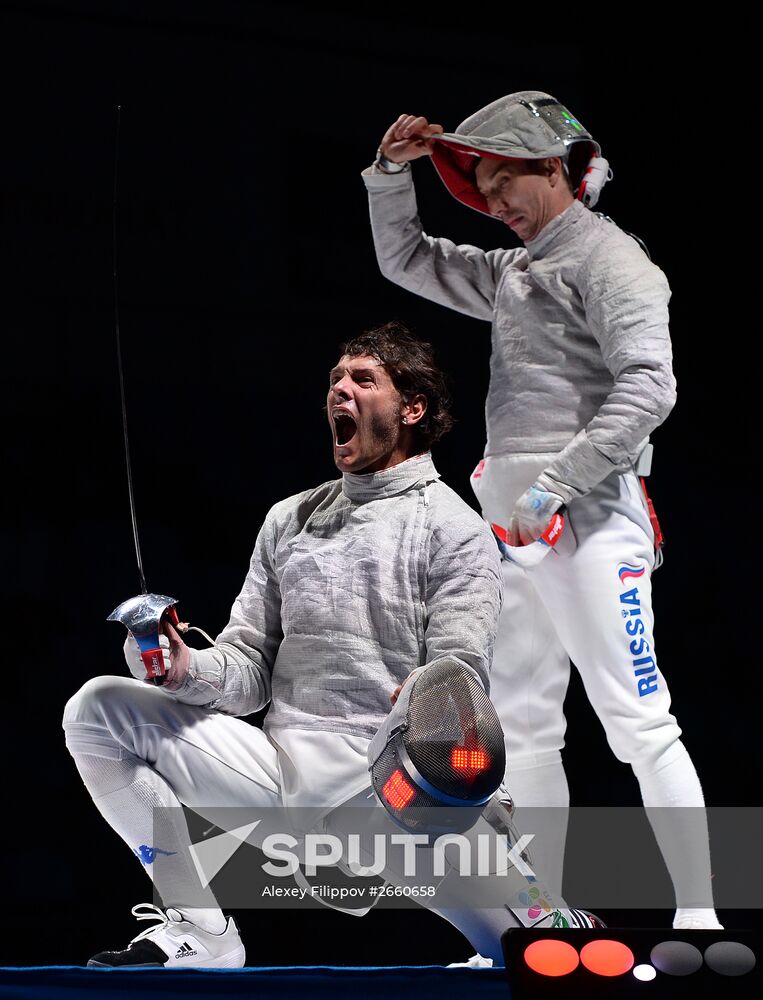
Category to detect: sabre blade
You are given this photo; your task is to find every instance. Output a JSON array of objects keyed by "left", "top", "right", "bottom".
[{"left": 113, "top": 104, "right": 147, "bottom": 595}]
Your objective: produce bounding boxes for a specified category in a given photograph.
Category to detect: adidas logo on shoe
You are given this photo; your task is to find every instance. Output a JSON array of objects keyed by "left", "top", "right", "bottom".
[
  {"left": 88, "top": 903, "right": 246, "bottom": 969},
  {"left": 175, "top": 941, "right": 198, "bottom": 959}
]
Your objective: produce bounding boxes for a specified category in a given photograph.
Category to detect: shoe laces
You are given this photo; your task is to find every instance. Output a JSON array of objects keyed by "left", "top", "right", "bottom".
[{"left": 129, "top": 903, "right": 183, "bottom": 944}]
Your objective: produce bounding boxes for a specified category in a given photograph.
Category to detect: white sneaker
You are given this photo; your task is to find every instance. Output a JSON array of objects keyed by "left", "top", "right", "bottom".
[
  {"left": 447, "top": 953, "right": 494, "bottom": 968},
  {"left": 673, "top": 914, "right": 724, "bottom": 930},
  {"left": 87, "top": 903, "right": 246, "bottom": 968}
]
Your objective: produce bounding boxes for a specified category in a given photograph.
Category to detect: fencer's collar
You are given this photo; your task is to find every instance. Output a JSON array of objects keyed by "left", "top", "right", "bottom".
[
  {"left": 342, "top": 452, "right": 440, "bottom": 502},
  {"left": 525, "top": 200, "right": 586, "bottom": 261}
]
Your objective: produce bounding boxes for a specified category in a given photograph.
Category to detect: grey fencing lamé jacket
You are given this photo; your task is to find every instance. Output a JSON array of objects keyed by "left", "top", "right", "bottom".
[
  {"left": 362, "top": 168, "right": 676, "bottom": 504},
  {"left": 163, "top": 453, "right": 502, "bottom": 741}
]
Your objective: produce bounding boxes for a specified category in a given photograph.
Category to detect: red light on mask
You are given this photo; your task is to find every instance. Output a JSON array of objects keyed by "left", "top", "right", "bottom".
[
  {"left": 451, "top": 747, "right": 490, "bottom": 772},
  {"left": 383, "top": 769, "right": 415, "bottom": 810}
]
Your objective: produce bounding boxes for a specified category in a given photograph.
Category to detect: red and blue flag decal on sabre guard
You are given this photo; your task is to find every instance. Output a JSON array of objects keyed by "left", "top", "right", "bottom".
[{"left": 107, "top": 594, "right": 181, "bottom": 684}]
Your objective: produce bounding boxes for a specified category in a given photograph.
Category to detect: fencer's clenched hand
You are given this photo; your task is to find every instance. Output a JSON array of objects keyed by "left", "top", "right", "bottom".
[
  {"left": 123, "top": 621, "right": 191, "bottom": 690},
  {"left": 161, "top": 620, "right": 191, "bottom": 691},
  {"left": 507, "top": 483, "right": 565, "bottom": 546},
  {"left": 380, "top": 115, "right": 444, "bottom": 163},
  {"left": 123, "top": 633, "right": 159, "bottom": 681}
]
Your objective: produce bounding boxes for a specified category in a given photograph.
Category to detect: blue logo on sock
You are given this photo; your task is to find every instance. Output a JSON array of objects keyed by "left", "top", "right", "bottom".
[{"left": 133, "top": 844, "right": 178, "bottom": 866}]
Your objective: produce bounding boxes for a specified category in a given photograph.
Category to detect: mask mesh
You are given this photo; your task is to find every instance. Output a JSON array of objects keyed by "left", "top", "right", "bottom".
[
  {"left": 407, "top": 660, "right": 504, "bottom": 801},
  {"left": 370, "top": 660, "right": 505, "bottom": 834}
]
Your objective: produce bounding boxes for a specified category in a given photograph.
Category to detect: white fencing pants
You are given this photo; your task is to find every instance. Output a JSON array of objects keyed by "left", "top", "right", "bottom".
[
  {"left": 473, "top": 453, "right": 681, "bottom": 768},
  {"left": 63, "top": 676, "right": 535, "bottom": 963},
  {"left": 472, "top": 454, "right": 717, "bottom": 918}
]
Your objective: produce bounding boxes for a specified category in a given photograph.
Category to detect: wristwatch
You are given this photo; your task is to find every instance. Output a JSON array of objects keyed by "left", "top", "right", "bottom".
[{"left": 373, "top": 147, "right": 410, "bottom": 175}]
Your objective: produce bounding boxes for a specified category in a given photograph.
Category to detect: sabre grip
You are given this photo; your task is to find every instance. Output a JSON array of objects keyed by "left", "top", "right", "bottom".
[
  {"left": 134, "top": 632, "right": 167, "bottom": 684},
  {"left": 134, "top": 607, "right": 181, "bottom": 685}
]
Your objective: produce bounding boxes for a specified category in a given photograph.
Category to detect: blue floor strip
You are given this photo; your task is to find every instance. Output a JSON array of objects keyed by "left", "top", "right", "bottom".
[{"left": 0, "top": 965, "right": 509, "bottom": 999}]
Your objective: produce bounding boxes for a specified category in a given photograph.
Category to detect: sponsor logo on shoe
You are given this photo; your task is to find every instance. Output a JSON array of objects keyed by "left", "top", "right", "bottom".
[{"left": 174, "top": 942, "right": 198, "bottom": 959}]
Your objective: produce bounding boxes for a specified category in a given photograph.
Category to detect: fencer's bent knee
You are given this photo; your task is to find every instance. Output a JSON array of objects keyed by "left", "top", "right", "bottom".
[
  {"left": 629, "top": 739, "right": 689, "bottom": 779},
  {"left": 605, "top": 717, "right": 683, "bottom": 771},
  {"left": 63, "top": 675, "right": 140, "bottom": 728}
]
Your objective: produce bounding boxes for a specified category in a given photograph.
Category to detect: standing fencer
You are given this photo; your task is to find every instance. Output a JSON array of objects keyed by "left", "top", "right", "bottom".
[
  {"left": 63, "top": 323, "right": 599, "bottom": 969},
  {"left": 362, "top": 93, "right": 721, "bottom": 931}
]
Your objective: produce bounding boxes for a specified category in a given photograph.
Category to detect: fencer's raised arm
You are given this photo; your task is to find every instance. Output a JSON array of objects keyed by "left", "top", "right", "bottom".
[
  {"left": 364, "top": 117, "right": 524, "bottom": 321},
  {"left": 378, "top": 114, "right": 445, "bottom": 165},
  {"left": 364, "top": 168, "right": 522, "bottom": 321},
  {"left": 363, "top": 111, "right": 676, "bottom": 502},
  {"left": 158, "top": 506, "right": 282, "bottom": 716}
]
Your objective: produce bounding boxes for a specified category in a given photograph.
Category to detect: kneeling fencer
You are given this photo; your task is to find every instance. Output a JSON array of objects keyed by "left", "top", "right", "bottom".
[
  {"left": 363, "top": 92, "right": 721, "bottom": 929},
  {"left": 63, "top": 323, "right": 600, "bottom": 970}
]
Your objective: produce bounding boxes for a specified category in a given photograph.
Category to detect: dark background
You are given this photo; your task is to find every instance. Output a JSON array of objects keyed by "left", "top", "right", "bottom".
[{"left": 1, "top": 0, "right": 759, "bottom": 966}]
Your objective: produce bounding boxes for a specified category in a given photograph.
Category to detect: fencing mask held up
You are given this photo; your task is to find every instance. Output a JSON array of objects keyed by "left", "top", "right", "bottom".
[{"left": 368, "top": 658, "right": 505, "bottom": 834}]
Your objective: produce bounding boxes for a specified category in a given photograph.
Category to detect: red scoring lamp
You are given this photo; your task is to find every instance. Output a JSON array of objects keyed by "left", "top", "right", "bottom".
[
  {"left": 524, "top": 939, "right": 580, "bottom": 977},
  {"left": 580, "top": 939, "right": 635, "bottom": 977}
]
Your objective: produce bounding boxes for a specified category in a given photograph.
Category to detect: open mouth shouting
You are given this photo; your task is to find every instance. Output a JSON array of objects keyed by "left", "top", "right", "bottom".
[
  {"left": 332, "top": 409, "right": 358, "bottom": 448},
  {"left": 327, "top": 352, "right": 414, "bottom": 474}
]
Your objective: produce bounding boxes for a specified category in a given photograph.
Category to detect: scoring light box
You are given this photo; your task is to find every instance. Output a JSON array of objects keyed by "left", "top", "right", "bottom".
[{"left": 502, "top": 927, "right": 759, "bottom": 998}]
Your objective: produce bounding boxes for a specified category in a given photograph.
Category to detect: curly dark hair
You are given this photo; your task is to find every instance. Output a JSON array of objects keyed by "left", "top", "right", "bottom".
[{"left": 340, "top": 321, "right": 454, "bottom": 450}]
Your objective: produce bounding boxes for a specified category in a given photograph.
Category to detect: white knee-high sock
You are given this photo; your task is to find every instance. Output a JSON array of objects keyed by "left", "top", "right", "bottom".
[
  {"left": 632, "top": 741, "right": 722, "bottom": 929},
  {"left": 504, "top": 751, "right": 570, "bottom": 903},
  {"left": 65, "top": 724, "right": 226, "bottom": 934}
]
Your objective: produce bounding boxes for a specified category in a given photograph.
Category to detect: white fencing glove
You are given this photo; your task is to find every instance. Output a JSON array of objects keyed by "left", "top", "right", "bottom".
[
  {"left": 506, "top": 483, "right": 566, "bottom": 545},
  {"left": 124, "top": 633, "right": 171, "bottom": 682}
]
